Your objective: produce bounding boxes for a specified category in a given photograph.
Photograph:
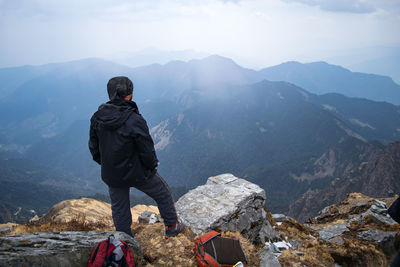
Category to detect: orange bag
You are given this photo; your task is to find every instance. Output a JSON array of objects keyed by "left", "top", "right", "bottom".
[{"left": 195, "top": 231, "right": 247, "bottom": 267}]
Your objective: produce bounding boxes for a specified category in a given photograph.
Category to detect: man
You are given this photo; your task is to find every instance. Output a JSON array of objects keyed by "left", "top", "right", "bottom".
[{"left": 89, "top": 76, "right": 184, "bottom": 238}]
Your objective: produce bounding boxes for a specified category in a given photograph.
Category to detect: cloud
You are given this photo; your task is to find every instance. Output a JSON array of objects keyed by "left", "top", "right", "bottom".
[
  {"left": 0, "top": 0, "right": 399, "bottom": 68},
  {"left": 283, "top": 0, "right": 376, "bottom": 13}
]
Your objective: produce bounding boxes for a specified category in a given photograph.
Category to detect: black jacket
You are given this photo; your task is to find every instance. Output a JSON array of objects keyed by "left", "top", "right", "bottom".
[{"left": 89, "top": 99, "right": 158, "bottom": 187}]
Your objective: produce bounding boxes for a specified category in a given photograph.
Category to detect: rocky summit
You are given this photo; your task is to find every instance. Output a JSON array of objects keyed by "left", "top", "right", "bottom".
[{"left": 0, "top": 174, "right": 399, "bottom": 266}]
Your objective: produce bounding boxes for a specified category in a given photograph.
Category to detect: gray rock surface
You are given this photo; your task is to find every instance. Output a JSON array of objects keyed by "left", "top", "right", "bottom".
[
  {"left": 311, "top": 205, "right": 338, "bottom": 223},
  {"left": 318, "top": 224, "right": 348, "bottom": 242},
  {"left": 272, "top": 214, "right": 291, "bottom": 223},
  {"left": 176, "top": 173, "right": 279, "bottom": 243},
  {"left": 138, "top": 211, "right": 161, "bottom": 224},
  {"left": 258, "top": 246, "right": 282, "bottom": 267},
  {"left": 361, "top": 210, "right": 396, "bottom": 225},
  {"left": 358, "top": 200, "right": 397, "bottom": 225},
  {"left": 288, "top": 239, "right": 304, "bottom": 249},
  {"left": 358, "top": 229, "right": 398, "bottom": 255},
  {"left": 328, "top": 236, "right": 345, "bottom": 244},
  {"left": 0, "top": 231, "right": 142, "bottom": 267}
]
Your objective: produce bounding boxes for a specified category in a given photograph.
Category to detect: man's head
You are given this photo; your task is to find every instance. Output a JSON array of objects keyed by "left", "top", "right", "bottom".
[{"left": 107, "top": 76, "right": 134, "bottom": 101}]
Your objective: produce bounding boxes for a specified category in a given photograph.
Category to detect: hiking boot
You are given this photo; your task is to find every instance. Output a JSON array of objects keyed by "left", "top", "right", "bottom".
[{"left": 165, "top": 223, "right": 185, "bottom": 238}]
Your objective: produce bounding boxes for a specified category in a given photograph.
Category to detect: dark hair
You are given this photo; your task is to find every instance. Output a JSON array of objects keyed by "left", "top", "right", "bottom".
[{"left": 107, "top": 76, "right": 134, "bottom": 100}]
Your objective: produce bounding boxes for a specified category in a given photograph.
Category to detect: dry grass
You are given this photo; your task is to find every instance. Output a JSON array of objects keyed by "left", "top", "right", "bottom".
[
  {"left": 134, "top": 222, "right": 197, "bottom": 267},
  {"left": 325, "top": 239, "right": 387, "bottom": 267},
  {"left": 3, "top": 213, "right": 114, "bottom": 236},
  {"left": 275, "top": 219, "right": 316, "bottom": 241},
  {"left": 133, "top": 223, "right": 261, "bottom": 267},
  {"left": 279, "top": 248, "right": 335, "bottom": 267}
]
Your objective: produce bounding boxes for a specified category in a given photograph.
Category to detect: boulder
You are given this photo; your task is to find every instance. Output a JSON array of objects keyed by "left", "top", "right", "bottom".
[
  {"left": 357, "top": 229, "right": 398, "bottom": 255},
  {"left": 138, "top": 211, "right": 161, "bottom": 224},
  {"left": 361, "top": 209, "right": 396, "bottom": 225},
  {"left": 360, "top": 200, "right": 397, "bottom": 226},
  {"left": 175, "top": 173, "right": 279, "bottom": 243},
  {"left": 131, "top": 205, "right": 160, "bottom": 223},
  {"left": 318, "top": 224, "right": 348, "bottom": 243},
  {"left": 0, "top": 231, "right": 142, "bottom": 267},
  {"left": 258, "top": 246, "right": 282, "bottom": 267}
]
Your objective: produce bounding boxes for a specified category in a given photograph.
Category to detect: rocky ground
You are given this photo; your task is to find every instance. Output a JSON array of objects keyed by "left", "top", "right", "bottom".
[
  {"left": 0, "top": 174, "right": 399, "bottom": 266},
  {"left": 276, "top": 193, "right": 400, "bottom": 266}
]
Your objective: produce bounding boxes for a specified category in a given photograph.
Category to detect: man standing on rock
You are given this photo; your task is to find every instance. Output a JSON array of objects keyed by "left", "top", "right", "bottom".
[{"left": 89, "top": 76, "right": 184, "bottom": 238}]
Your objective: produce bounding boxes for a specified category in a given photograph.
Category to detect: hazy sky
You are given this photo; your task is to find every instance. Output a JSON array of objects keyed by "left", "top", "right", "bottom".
[{"left": 0, "top": 0, "right": 399, "bottom": 68}]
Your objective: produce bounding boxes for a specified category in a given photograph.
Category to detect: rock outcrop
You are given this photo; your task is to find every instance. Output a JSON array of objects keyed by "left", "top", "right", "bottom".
[
  {"left": 0, "top": 231, "right": 142, "bottom": 267},
  {"left": 308, "top": 192, "right": 397, "bottom": 225},
  {"left": 277, "top": 193, "right": 400, "bottom": 266},
  {"left": 175, "top": 173, "right": 279, "bottom": 243}
]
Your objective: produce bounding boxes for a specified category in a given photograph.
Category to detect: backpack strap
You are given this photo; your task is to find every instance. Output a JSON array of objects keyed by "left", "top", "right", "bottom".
[
  {"left": 199, "top": 231, "right": 221, "bottom": 244},
  {"left": 196, "top": 231, "right": 222, "bottom": 267},
  {"left": 103, "top": 235, "right": 113, "bottom": 266},
  {"left": 89, "top": 241, "right": 104, "bottom": 264},
  {"left": 200, "top": 252, "right": 221, "bottom": 267}
]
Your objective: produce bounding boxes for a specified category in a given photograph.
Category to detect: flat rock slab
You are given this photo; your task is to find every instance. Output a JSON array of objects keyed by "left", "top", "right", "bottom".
[
  {"left": 0, "top": 231, "right": 142, "bottom": 267},
  {"left": 361, "top": 209, "right": 397, "bottom": 225},
  {"left": 318, "top": 224, "right": 348, "bottom": 242},
  {"left": 358, "top": 229, "right": 397, "bottom": 243},
  {"left": 176, "top": 173, "right": 277, "bottom": 243},
  {"left": 358, "top": 229, "right": 398, "bottom": 255}
]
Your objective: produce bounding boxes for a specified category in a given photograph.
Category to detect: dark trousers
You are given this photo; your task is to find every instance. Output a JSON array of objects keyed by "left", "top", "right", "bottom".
[{"left": 108, "top": 172, "right": 178, "bottom": 236}]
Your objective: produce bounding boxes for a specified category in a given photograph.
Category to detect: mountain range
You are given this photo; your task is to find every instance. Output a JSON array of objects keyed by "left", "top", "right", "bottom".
[
  {"left": 324, "top": 45, "right": 400, "bottom": 84},
  {"left": 0, "top": 55, "right": 399, "bottom": 220}
]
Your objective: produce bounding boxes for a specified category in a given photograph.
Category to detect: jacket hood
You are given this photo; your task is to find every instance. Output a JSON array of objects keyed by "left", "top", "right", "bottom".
[{"left": 92, "top": 100, "right": 139, "bottom": 130}]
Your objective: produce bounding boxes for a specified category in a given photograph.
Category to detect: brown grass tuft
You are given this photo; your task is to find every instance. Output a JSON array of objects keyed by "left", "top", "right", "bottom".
[{"left": 4, "top": 214, "right": 113, "bottom": 236}]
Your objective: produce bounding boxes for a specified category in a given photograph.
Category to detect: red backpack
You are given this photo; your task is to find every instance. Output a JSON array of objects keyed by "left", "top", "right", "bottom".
[
  {"left": 195, "top": 231, "right": 247, "bottom": 267},
  {"left": 88, "top": 234, "right": 135, "bottom": 267}
]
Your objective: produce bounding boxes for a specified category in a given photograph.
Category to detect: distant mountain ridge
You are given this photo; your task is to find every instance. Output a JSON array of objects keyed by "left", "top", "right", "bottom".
[
  {"left": 260, "top": 61, "right": 400, "bottom": 105},
  {"left": 128, "top": 55, "right": 400, "bottom": 104},
  {"left": 324, "top": 45, "right": 400, "bottom": 84},
  {"left": 2, "top": 55, "right": 399, "bottom": 105}
]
